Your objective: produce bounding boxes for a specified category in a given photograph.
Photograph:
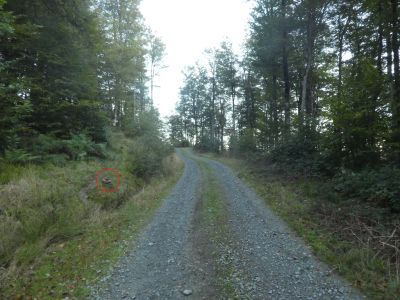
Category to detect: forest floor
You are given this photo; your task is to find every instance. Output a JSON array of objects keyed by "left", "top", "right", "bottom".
[{"left": 92, "top": 148, "right": 364, "bottom": 299}]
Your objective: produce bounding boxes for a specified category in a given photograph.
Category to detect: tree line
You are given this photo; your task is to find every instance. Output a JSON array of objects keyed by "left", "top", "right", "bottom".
[
  {"left": 171, "top": 0, "right": 400, "bottom": 212},
  {"left": 171, "top": 0, "right": 400, "bottom": 169},
  {"left": 0, "top": 0, "right": 165, "bottom": 160}
]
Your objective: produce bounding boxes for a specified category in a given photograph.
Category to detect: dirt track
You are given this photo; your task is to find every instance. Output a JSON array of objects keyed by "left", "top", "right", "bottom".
[{"left": 92, "top": 149, "right": 364, "bottom": 300}]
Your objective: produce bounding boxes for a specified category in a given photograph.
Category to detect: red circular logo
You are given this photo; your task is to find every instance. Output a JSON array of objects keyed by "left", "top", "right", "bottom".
[{"left": 96, "top": 168, "right": 122, "bottom": 193}]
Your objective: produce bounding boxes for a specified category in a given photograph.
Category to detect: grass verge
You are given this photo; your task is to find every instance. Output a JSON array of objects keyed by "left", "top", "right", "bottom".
[
  {"left": 204, "top": 153, "right": 399, "bottom": 300},
  {"left": 0, "top": 135, "right": 184, "bottom": 299}
]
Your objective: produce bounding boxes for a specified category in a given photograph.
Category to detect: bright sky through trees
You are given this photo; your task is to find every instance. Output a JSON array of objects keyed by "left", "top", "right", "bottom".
[{"left": 140, "top": 0, "right": 252, "bottom": 117}]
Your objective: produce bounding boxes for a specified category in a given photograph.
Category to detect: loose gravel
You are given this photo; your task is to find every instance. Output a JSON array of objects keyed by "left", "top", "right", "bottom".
[{"left": 91, "top": 149, "right": 365, "bottom": 300}]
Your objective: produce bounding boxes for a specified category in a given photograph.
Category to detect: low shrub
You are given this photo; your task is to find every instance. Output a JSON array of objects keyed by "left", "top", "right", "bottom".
[
  {"left": 126, "top": 135, "right": 172, "bottom": 180},
  {"left": 5, "top": 133, "right": 109, "bottom": 165},
  {"left": 232, "top": 129, "right": 257, "bottom": 155},
  {"left": 2, "top": 149, "right": 38, "bottom": 164},
  {"left": 266, "top": 136, "right": 323, "bottom": 177},
  {"left": 63, "top": 134, "right": 94, "bottom": 160},
  {"left": 325, "top": 166, "right": 400, "bottom": 213}
]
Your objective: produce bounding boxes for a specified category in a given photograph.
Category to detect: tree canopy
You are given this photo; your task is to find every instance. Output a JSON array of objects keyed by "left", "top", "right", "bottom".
[
  {"left": 0, "top": 0, "right": 165, "bottom": 157},
  {"left": 172, "top": 0, "right": 400, "bottom": 212}
]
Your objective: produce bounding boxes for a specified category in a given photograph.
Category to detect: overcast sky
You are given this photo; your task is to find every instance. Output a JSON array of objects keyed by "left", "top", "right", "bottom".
[{"left": 140, "top": 0, "right": 253, "bottom": 118}]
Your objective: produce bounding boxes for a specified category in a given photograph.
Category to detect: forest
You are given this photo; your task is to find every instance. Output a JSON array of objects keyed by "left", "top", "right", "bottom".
[
  {"left": 171, "top": 0, "right": 400, "bottom": 296},
  {"left": 0, "top": 0, "right": 167, "bottom": 162},
  {"left": 172, "top": 0, "right": 400, "bottom": 212},
  {"left": 1, "top": 0, "right": 400, "bottom": 298}
]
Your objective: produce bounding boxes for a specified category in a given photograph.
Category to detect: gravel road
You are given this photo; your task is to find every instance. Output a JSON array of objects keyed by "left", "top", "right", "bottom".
[{"left": 91, "top": 149, "right": 364, "bottom": 300}]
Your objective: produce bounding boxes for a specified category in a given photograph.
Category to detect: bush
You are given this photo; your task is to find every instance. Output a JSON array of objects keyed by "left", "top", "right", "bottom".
[
  {"left": 235, "top": 129, "right": 257, "bottom": 155},
  {"left": 174, "top": 139, "right": 190, "bottom": 147},
  {"left": 2, "top": 149, "right": 37, "bottom": 164},
  {"left": 325, "top": 166, "right": 400, "bottom": 213},
  {"left": 14, "top": 133, "right": 108, "bottom": 163},
  {"left": 29, "top": 134, "right": 65, "bottom": 156},
  {"left": 267, "top": 135, "right": 322, "bottom": 176},
  {"left": 126, "top": 135, "right": 171, "bottom": 180},
  {"left": 194, "top": 135, "right": 219, "bottom": 152},
  {"left": 63, "top": 133, "right": 93, "bottom": 160}
]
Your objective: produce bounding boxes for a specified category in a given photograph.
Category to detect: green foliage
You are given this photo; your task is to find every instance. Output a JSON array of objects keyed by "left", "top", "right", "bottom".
[
  {"left": 218, "top": 155, "right": 400, "bottom": 299},
  {"left": 63, "top": 134, "right": 93, "bottom": 160},
  {"left": 167, "top": 114, "right": 192, "bottom": 147},
  {"left": 172, "top": 0, "right": 400, "bottom": 227},
  {"left": 20, "top": 133, "right": 108, "bottom": 163},
  {"left": 175, "top": 139, "right": 191, "bottom": 147},
  {"left": 0, "top": 172, "right": 85, "bottom": 267},
  {"left": 126, "top": 135, "right": 172, "bottom": 180},
  {"left": 231, "top": 129, "right": 257, "bottom": 155},
  {"left": 0, "top": 129, "right": 178, "bottom": 293},
  {"left": 326, "top": 167, "right": 400, "bottom": 213},
  {"left": 0, "top": 0, "right": 13, "bottom": 36},
  {"left": 327, "top": 59, "right": 387, "bottom": 169},
  {"left": 174, "top": 44, "right": 238, "bottom": 152},
  {"left": 268, "top": 133, "right": 322, "bottom": 176},
  {"left": 0, "top": 154, "right": 183, "bottom": 299},
  {"left": 0, "top": 0, "right": 164, "bottom": 160},
  {"left": 126, "top": 109, "right": 163, "bottom": 138},
  {"left": 2, "top": 149, "right": 37, "bottom": 164},
  {"left": 123, "top": 109, "right": 173, "bottom": 179},
  {"left": 0, "top": 162, "right": 24, "bottom": 184},
  {"left": 0, "top": 133, "right": 109, "bottom": 167},
  {"left": 194, "top": 135, "right": 220, "bottom": 153}
]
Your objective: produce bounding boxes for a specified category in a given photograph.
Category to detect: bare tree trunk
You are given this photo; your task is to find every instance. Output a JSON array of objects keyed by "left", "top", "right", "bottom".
[
  {"left": 211, "top": 75, "right": 216, "bottom": 149},
  {"left": 337, "top": 10, "right": 350, "bottom": 97},
  {"left": 391, "top": 0, "right": 400, "bottom": 156},
  {"left": 282, "top": 0, "right": 290, "bottom": 138},
  {"left": 301, "top": 3, "right": 319, "bottom": 133},
  {"left": 150, "top": 60, "right": 154, "bottom": 104},
  {"left": 272, "top": 74, "right": 279, "bottom": 146},
  {"left": 377, "top": 16, "right": 384, "bottom": 75},
  {"left": 231, "top": 86, "right": 236, "bottom": 136},
  {"left": 301, "top": 63, "right": 312, "bottom": 115},
  {"left": 192, "top": 95, "right": 198, "bottom": 144}
]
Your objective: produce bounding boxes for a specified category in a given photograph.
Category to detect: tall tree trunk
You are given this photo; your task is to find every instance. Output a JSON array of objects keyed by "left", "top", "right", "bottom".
[
  {"left": 282, "top": 0, "right": 290, "bottom": 138},
  {"left": 192, "top": 95, "right": 198, "bottom": 144},
  {"left": 301, "top": 8, "right": 316, "bottom": 124},
  {"left": 272, "top": 74, "right": 279, "bottom": 146},
  {"left": 231, "top": 85, "right": 236, "bottom": 136},
  {"left": 387, "top": 31, "right": 393, "bottom": 78},
  {"left": 211, "top": 75, "right": 216, "bottom": 149},
  {"left": 150, "top": 60, "right": 154, "bottom": 104},
  {"left": 377, "top": 13, "right": 384, "bottom": 75},
  {"left": 391, "top": 0, "right": 400, "bottom": 157},
  {"left": 337, "top": 10, "right": 350, "bottom": 97},
  {"left": 338, "top": 33, "right": 343, "bottom": 97}
]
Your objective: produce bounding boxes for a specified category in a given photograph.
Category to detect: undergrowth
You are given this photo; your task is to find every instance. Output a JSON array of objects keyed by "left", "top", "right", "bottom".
[
  {"left": 208, "top": 153, "right": 400, "bottom": 300},
  {"left": 0, "top": 131, "right": 182, "bottom": 299}
]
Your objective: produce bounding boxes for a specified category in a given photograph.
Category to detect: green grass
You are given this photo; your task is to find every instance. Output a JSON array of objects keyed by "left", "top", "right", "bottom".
[
  {"left": 7, "top": 166, "right": 182, "bottom": 299},
  {"left": 205, "top": 153, "right": 400, "bottom": 300},
  {"left": 0, "top": 134, "right": 184, "bottom": 299}
]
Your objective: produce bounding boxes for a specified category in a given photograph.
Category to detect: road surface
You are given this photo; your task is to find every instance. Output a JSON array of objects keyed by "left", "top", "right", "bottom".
[{"left": 91, "top": 149, "right": 363, "bottom": 300}]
